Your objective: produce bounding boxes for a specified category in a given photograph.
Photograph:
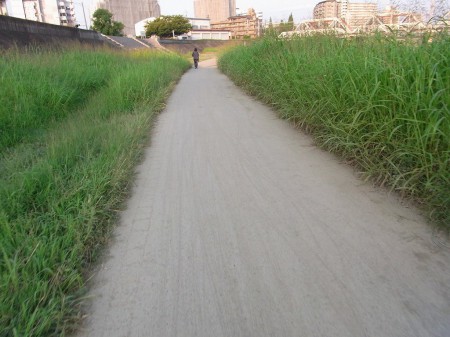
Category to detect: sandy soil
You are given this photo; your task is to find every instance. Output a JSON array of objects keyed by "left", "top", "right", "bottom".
[{"left": 76, "top": 59, "right": 450, "bottom": 337}]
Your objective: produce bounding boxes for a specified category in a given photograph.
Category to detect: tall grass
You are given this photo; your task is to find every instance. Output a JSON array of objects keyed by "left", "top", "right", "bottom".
[
  {"left": 219, "top": 34, "right": 449, "bottom": 225},
  {"left": 0, "top": 48, "right": 112, "bottom": 150},
  {"left": 0, "top": 47, "right": 190, "bottom": 336}
]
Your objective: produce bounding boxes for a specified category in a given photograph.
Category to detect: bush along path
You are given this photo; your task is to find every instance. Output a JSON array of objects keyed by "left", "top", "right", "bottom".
[
  {"left": 0, "top": 47, "right": 190, "bottom": 336},
  {"left": 218, "top": 34, "right": 450, "bottom": 227}
]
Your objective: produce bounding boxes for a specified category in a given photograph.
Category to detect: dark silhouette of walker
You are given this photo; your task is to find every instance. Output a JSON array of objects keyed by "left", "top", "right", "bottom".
[{"left": 192, "top": 48, "right": 200, "bottom": 69}]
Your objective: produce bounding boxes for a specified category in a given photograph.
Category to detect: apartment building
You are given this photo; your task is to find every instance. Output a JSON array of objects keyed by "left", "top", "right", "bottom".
[
  {"left": 194, "top": 0, "right": 236, "bottom": 23},
  {"left": 313, "top": 0, "right": 377, "bottom": 29},
  {"left": 0, "top": 1, "right": 7, "bottom": 15},
  {"left": 378, "top": 5, "right": 400, "bottom": 24},
  {"left": 92, "top": 0, "right": 160, "bottom": 36},
  {"left": 313, "top": 0, "right": 338, "bottom": 18},
  {"left": 57, "top": 0, "right": 75, "bottom": 26},
  {"left": 211, "top": 8, "right": 261, "bottom": 39},
  {"left": 345, "top": 1, "right": 377, "bottom": 27},
  {"left": 0, "top": 0, "right": 75, "bottom": 26}
]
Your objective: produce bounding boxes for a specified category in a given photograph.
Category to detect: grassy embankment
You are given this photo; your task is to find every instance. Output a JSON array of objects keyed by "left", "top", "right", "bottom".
[
  {"left": 179, "top": 46, "right": 227, "bottom": 63},
  {"left": 159, "top": 40, "right": 244, "bottom": 62},
  {"left": 219, "top": 34, "right": 449, "bottom": 226},
  {"left": 0, "top": 47, "right": 190, "bottom": 336}
]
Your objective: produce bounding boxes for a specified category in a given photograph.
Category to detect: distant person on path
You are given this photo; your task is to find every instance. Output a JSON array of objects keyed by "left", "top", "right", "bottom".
[{"left": 192, "top": 48, "right": 200, "bottom": 69}]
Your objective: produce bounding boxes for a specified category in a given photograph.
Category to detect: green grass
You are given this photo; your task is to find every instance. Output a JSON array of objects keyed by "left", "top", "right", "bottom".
[
  {"left": 0, "top": 47, "right": 190, "bottom": 336},
  {"left": 218, "top": 34, "right": 450, "bottom": 226},
  {"left": 178, "top": 43, "right": 242, "bottom": 63},
  {"left": 202, "top": 47, "right": 218, "bottom": 53}
]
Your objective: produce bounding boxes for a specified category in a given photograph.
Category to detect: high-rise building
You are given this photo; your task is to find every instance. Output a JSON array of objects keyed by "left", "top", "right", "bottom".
[
  {"left": 194, "top": 0, "right": 236, "bottom": 23},
  {"left": 313, "top": 0, "right": 338, "bottom": 18},
  {"left": 56, "top": 0, "right": 76, "bottom": 26},
  {"left": 344, "top": 1, "right": 378, "bottom": 27},
  {"left": 0, "top": 1, "right": 6, "bottom": 15},
  {"left": 211, "top": 8, "right": 261, "bottom": 39},
  {"left": 92, "top": 0, "right": 160, "bottom": 36},
  {"left": 0, "top": 0, "right": 75, "bottom": 26},
  {"left": 313, "top": 0, "right": 377, "bottom": 29}
]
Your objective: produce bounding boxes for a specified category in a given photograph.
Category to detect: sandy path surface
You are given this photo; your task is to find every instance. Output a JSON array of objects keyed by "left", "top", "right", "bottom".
[{"left": 77, "top": 59, "right": 450, "bottom": 337}]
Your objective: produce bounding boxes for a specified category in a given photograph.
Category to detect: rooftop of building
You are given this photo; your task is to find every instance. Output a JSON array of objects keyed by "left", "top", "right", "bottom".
[{"left": 187, "top": 17, "right": 211, "bottom": 21}]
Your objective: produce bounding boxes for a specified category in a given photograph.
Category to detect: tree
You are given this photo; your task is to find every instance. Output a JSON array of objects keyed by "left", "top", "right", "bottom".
[
  {"left": 145, "top": 15, "right": 192, "bottom": 38},
  {"left": 390, "top": 0, "right": 430, "bottom": 15},
  {"left": 390, "top": 0, "right": 449, "bottom": 22},
  {"left": 263, "top": 16, "right": 295, "bottom": 37},
  {"left": 407, "top": 0, "right": 427, "bottom": 14},
  {"left": 278, "top": 15, "right": 294, "bottom": 34},
  {"left": 264, "top": 17, "right": 277, "bottom": 37},
  {"left": 91, "top": 9, "right": 124, "bottom": 36},
  {"left": 287, "top": 13, "right": 294, "bottom": 31},
  {"left": 432, "top": 0, "right": 450, "bottom": 20}
]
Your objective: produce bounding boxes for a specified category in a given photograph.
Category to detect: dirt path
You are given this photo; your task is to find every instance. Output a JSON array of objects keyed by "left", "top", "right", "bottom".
[{"left": 77, "top": 59, "right": 450, "bottom": 337}]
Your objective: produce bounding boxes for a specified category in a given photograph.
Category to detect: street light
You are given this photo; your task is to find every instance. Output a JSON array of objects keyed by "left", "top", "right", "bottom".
[
  {"left": 257, "top": 12, "right": 263, "bottom": 37},
  {"left": 73, "top": 1, "right": 88, "bottom": 29}
]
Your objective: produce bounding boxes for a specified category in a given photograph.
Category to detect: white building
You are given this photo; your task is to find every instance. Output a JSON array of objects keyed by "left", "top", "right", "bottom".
[
  {"left": 0, "top": 0, "right": 6, "bottom": 14},
  {"left": 0, "top": 0, "right": 75, "bottom": 26},
  {"left": 187, "top": 29, "right": 230, "bottom": 40},
  {"left": 135, "top": 17, "right": 155, "bottom": 37},
  {"left": 190, "top": 17, "right": 210, "bottom": 29},
  {"left": 176, "top": 18, "right": 230, "bottom": 40},
  {"left": 4, "top": 0, "right": 26, "bottom": 18}
]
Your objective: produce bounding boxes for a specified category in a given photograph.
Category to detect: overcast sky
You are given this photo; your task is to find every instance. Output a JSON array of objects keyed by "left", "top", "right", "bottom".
[
  {"left": 159, "top": 0, "right": 392, "bottom": 22},
  {"left": 75, "top": 0, "right": 393, "bottom": 29}
]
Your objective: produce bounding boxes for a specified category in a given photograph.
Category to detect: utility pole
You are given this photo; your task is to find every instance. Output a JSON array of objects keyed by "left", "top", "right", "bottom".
[
  {"left": 80, "top": 1, "right": 87, "bottom": 29},
  {"left": 257, "top": 12, "right": 263, "bottom": 37},
  {"left": 73, "top": 1, "right": 88, "bottom": 29}
]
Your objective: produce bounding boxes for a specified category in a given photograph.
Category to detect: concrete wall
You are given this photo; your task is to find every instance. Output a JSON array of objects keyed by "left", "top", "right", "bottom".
[
  {"left": 91, "top": 0, "right": 160, "bottom": 36},
  {"left": 0, "top": 15, "right": 104, "bottom": 48},
  {"left": 194, "top": 0, "right": 236, "bottom": 23}
]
